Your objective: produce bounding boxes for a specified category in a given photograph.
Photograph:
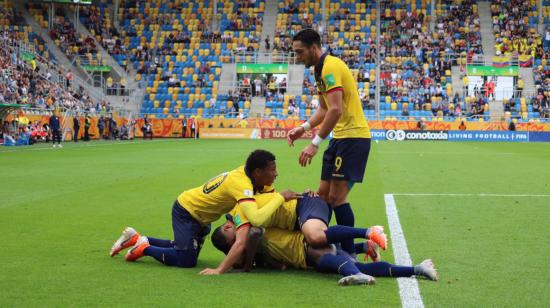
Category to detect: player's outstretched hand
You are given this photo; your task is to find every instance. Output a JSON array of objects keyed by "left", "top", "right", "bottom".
[
  {"left": 280, "top": 189, "right": 302, "bottom": 201},
  {"left": 287, "top": 127, "right": 305, "bottom": 146},
  {"left": 299, "top": 144, "right": 318, "bottom": 167},
  {"left": 302, "top": 189, "right": 318, "bottom": 198},
  {"left": 199, "top": 268, "right": 222, "bottom": 275}
]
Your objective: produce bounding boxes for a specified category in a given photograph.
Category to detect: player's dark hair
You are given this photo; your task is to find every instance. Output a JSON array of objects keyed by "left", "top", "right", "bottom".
[
  {"left": 211, "top": 226, "right": 231, "bottom": 255},
  {"left": 292, "top": 29, "right": 321, "bottom": 47},
  {"left": 245, "top": 150, "right": 276, "bottom": 174}
]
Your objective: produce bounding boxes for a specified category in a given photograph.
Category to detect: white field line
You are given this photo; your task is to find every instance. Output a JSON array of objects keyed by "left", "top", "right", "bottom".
[
  {"left": 392, "top": 193, "right": 550, "bottom": 197},
  {"left": 384, "top": 194, "right": 424, "bottom": 308}
]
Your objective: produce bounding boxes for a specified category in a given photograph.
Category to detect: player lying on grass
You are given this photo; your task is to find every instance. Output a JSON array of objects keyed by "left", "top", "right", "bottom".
[
  {"left": 225, "top": 191, "right": 388, "bottom": 252},
  {"left": 109, "top": 150, "right": 301, "bottom": 275},
  {"left": 213, "top": 225, "right": 438, "bottom": 286}
]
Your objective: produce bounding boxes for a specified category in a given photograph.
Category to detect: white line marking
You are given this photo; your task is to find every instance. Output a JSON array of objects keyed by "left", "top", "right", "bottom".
[
  {"left": 384, "top": 194, "right": 424, "bottom": 308},
  {"left": 392, "top": 193, "right": 550, "bottom": 197}
]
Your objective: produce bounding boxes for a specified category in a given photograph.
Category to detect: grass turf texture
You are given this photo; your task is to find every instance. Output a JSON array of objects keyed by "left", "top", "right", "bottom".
[{"left": 1, "top": 139, "right": 548, "bottom": 306}]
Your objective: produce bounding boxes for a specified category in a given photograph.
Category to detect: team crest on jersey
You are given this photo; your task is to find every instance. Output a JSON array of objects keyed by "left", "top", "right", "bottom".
[
  {"left": 234, "top": 214, "right": 241, "bottom": 226},
  {"left": 325, "top": 74, "right": 336, "bottom": 87},
  {"left": 203, "top": 172, "right": 229, "bottom": 194}
]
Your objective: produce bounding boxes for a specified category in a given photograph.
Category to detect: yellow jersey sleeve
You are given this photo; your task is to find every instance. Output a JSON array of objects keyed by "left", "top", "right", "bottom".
[
  {"left": 321, "top": 59, "right": 344, "bottom": 94},
  {"left": 230, "top": 193, "right": 297, "bottom": 230},
  {"left": 228, "top": 204, "right": 251, "bottom": 229}
]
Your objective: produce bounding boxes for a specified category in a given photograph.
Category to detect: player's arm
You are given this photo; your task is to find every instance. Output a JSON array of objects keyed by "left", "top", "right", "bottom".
[
  {"left": 298, "top": 66, "right": 344, "bottom": 166},
  {"left": 307, "top": 95, "right": 328, "bottom": 129},
  {"left": 242, "top": 227, "right": 264, "bottom": 272},
  {"left": 239, "top": 190, "right": 300, "bottom": 226},
  {"left": 200, "top": 223, "right": 251, "bottom": 275},
  {"left": 315, "top": 90, "right": 342, "bottom": 139}
]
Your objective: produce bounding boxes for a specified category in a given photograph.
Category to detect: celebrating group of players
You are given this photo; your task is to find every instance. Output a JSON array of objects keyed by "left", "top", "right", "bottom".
[{"left": 109, "top": 29, "right": 438, "bottom": 285}]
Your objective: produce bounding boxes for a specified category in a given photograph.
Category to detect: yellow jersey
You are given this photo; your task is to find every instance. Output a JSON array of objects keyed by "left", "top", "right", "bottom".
[
  {"left": 314, "top": 54, "right": 371, "bottom": 139},
  {"left": 177, "top": 166, "right": 255, "bottom": 225},
  {"left": 261, "top": 228, "right": 307, "bottom": 269},
  {"left": 228, "top": 192, "right": 297, "bottom": 230}
]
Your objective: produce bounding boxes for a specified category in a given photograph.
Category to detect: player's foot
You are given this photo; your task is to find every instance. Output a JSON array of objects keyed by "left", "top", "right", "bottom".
[
  {"left": 364, "top": 240, "right": 381, "bottom": 263},
  {"left": 338, "top": 273, "right": 376, "bottom": 286},
  {"left": 367, "top": 226, "right": 387, "bottom": 250},
  {"left": 110, "top": 227, "right": 140, "bottom": 257},
  {"left": 125, "top": 236, "right": 150, "bottom": 262},
  {"left": 58, "top": 144, "right": 63, "bottom": 148},
  {"left": 415, "top": 259, "right": 439, "bottom": 281}
]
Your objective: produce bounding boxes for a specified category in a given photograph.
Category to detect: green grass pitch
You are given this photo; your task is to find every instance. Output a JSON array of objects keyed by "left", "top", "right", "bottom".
[{"left": 1, "top": 139, "right": 549, "bottom": 306}]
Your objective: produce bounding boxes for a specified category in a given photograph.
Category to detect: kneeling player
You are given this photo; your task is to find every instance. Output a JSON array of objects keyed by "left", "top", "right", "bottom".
[
  {"left": 109, "top": 150, "right": 300, "bottom": 275},
  {"left": 213, "top": 224, "right": 438, "bottom": 286}
]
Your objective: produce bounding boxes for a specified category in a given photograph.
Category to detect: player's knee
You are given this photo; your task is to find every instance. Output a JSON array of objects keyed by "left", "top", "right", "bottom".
[
  {"left": 305, "top": 233, "right": 328, "bottom": 247},
  {"left": 328, "top": 192, "right": 345, "bottom": 207},
  {"left": 317, "top": 190, "right": 329, "bottom": 202},
  {"left": 176, "top": 251, "right": 198, "bottom": 268}
]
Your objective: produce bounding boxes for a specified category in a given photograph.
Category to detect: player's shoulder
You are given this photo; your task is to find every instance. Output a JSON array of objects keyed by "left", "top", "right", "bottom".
[
  {"left": 324, "top": 55, "right": 347, "bottom": 71},
  {"left": 227, "top": 166, "right": 249, "bottom": 181},
  {"left": 226, "top": 165, "right": 254, "bottom": 191}
]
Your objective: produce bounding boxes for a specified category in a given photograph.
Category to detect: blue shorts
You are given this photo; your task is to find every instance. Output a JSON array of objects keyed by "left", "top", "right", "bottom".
[
  {"left": 321, "top": 138, "right": 371, "bottom": 183},
  {"left": 296, "top": 196, "right": 332, "bottom": 229},
  {"left": 171, "top": 201, "right": 211, "bottom": 266}
]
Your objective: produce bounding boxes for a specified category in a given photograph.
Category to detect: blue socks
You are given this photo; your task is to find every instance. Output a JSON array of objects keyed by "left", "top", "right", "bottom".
[
  {"left": 143, "top": 246, "right": 198, "bottom": 268},
  {"left": 355, "top": 261, "right": 415, "bottom": 277},
  {"left": 146, "top": 237, "right": 174, "bottom": 247},
  {"left": 316, "top": 254, "right": 361, "bottom": 276},
  {"left": 354, "top": 242, "right": 366, "bottom": 254},
  {"left": 324, "top": 225, "right": 368, "bottom": 244},
  {"left": 333, "top": 203, "right": 355, "bottom": 254}
]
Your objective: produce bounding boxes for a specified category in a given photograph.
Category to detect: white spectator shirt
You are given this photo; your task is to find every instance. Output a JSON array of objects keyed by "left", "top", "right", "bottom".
[{"left": 311, "top": 98, "right": 319, "bottom": 109}]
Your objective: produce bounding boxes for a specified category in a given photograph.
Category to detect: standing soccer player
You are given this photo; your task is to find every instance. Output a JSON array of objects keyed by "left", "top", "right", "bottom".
[{"left": 287, "top": 29, "right": 372, "bottom": 255}]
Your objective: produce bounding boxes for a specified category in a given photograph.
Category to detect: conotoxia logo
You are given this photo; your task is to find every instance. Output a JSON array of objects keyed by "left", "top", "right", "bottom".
[
  {"left": 386, "top": 130, "right": 406, "bottom": 141},
  {"left": 386, "top": 130, "right": 449, "bottom": 141}
]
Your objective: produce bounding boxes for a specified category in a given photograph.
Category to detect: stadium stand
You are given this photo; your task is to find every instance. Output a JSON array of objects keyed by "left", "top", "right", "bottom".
[
  {"left": 491, "top": 0, "right": 542, "bottom": 58},
  {"left": 0, "top": 37, "right": 106, "bottom": 113},
  {"left": 1, "top": 1, "right": 55, "bottom": 62},
  {"left": 1, "top": 0, "right": 547, "bottom": 123},
  {"left": 130, "top": 0, "right": 242, "bottom": 119},
  {"left": 28, "top": 2, "right": 105, "bottom": 68}
]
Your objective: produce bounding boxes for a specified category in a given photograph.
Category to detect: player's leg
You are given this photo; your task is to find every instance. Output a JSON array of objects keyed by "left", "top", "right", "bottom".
[
  {"left": 354, "top": 240, "right": 381, "bottom": 262},
  {"left": 317, "top": 139, "right": 337, "bottom": 202},
  {"left": 329, "top": 138, "right": 371, "bottom": 255},
  {"left": 355, "top": 259, "right": 438, "bottom": 281},
  {"left": 297, "top": 196, "right": 386, "bottom": 249},
  {"left": 328, "top": 180, "right": 354, "bottom": 253},
  {"left": 128, "top": 201, "right": 207, "bottom": 267},
  {"left": 306, "top": 246, "right": 375, "bottom": 286},
  {"left": 110, "top": 226, "right": 141, "bottom": 256}
]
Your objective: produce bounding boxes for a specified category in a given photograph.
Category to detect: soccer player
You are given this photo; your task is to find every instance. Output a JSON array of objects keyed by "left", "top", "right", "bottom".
[
  {"left": 109, "top": 150, "right": 300, "bottom": 275},
  {"left": 213, "top": 225, "right": 438, "bottom": 286},
  {"left": 215, "top": 192, "right": 387, "bottom": 258},
  {"left": 287, "top": 29, "right": 372, "bottom": 255}
]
